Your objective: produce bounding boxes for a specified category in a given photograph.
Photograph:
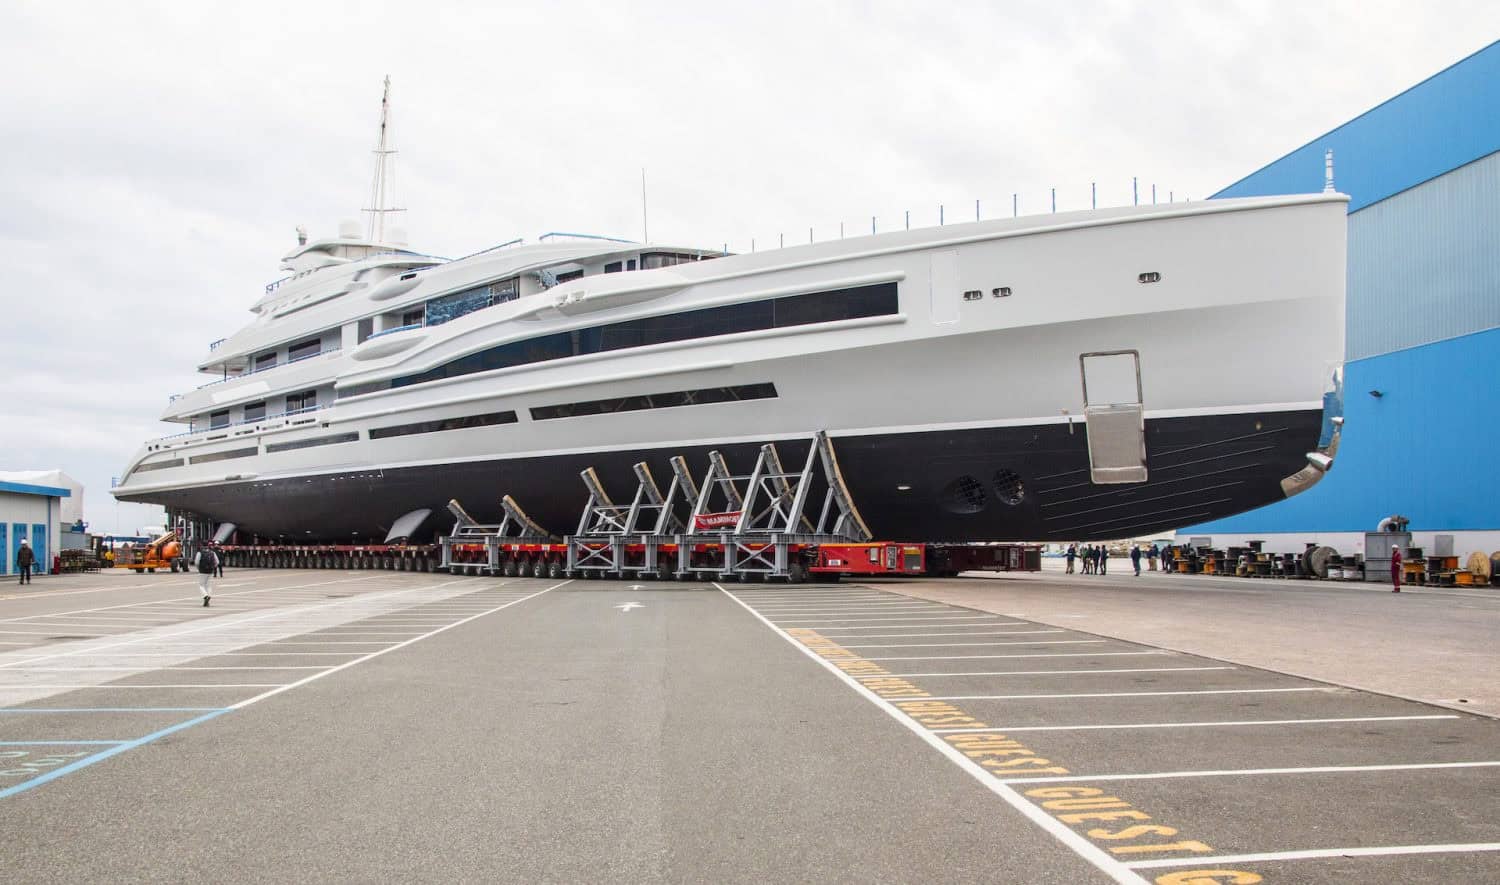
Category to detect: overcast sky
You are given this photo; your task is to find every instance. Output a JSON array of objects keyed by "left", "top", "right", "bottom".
[{"left": 2, "top": 1, "right": 1495, "bottom": 535}]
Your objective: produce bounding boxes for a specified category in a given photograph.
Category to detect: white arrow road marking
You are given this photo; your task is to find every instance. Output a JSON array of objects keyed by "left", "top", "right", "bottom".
[{"left": 615, "top": 602, "right": 645, "bottom": 612}]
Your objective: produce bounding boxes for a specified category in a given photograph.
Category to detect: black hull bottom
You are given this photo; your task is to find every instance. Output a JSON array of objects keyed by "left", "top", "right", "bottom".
[{"left": 123, "top": 409, "right": 1324, "bottom": 543}]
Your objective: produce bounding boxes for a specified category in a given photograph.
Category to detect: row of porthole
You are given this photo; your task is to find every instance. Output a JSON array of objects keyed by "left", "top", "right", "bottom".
[{"left": 939, "top": 470, "right": 1026, "bottom": 514}]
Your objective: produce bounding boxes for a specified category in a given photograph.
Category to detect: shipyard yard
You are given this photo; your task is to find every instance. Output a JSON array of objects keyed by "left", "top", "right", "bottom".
[
  {"left": 1, "top": 569, "right": 1496, "bottom": 884},
  {"left": 6, "top": 3, "right": 1500, "bottom": 883}
]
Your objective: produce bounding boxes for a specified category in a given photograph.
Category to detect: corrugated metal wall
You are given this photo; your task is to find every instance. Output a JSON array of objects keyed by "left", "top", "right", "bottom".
[
  {"left": 1182, "top": 42, "right": 1500, "bottom": 537},
  {"left": 1347, "top": 150, "right": 1500, "bottom": 360},
  {"left": 1214, "top": 40, "right": 1500, "bottom": 212},
  {"left": 1181, "top": 327, "right": 1500, "bottom": 534}
]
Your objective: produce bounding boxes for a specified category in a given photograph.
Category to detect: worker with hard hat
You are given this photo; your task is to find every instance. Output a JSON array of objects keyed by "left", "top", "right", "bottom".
[{"left": 15, "top": 538, "right": 35, "bottom": 585}]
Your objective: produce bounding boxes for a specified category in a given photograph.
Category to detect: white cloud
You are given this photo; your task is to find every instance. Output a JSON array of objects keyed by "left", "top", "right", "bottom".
[{"left": 1, "top": 0, "right": 1495, "bottom": 533}]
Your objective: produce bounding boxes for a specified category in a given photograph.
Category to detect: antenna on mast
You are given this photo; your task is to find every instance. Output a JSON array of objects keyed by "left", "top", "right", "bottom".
[{"left": 363, "top": 75, "right": 405, "bottom": 242}]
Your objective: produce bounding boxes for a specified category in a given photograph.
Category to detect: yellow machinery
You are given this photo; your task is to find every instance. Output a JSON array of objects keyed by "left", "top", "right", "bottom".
[{"left": 114, "top": 532, "right": 185, "bottom": 573}]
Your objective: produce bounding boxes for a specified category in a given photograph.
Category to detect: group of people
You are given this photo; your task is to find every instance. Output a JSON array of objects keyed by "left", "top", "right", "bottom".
[{"left": 1065, "top": 542, "right": 1169, "bottom": 577}]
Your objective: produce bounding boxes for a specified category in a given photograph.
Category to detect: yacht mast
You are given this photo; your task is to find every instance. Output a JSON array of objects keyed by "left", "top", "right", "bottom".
[{"left": 363, "top": 75, "right": 405, "bottom": 242}]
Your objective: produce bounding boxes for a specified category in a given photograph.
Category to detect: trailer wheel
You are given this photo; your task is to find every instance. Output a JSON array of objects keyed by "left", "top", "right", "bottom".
[
  {"left": 147, "top": 568, "right": 156, "bottom": 574},
  {"left": 788, "top": 560, "right": 810, "bottom": 584},
  {"left": 548, "top": 561, "right": 564, "bottom": 579}
]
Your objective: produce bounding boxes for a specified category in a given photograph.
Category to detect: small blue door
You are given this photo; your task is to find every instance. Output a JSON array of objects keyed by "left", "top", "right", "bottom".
[
  {"left": 32, "top": 524, "right": 48, "bottom": 576},
  {"left": 0, "top": 523, "right": 7, "bottom": 575},
  {"left": 10, "top": 523, "right": 24, "bottom": 576}
]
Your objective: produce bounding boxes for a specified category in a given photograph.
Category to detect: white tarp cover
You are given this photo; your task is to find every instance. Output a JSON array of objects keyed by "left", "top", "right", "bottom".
[{"left": 0, "top": 470, "right": 85, "bottom": 524}]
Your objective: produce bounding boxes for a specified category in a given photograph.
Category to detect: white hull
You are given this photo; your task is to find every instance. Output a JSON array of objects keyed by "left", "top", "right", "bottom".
[{"left": 115, "top": 195, "right": 1348, "bottom": 541}]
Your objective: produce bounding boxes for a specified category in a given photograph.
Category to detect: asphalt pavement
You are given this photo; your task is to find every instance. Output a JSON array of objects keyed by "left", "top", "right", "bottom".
[{"left": 0, "top": 569, "right": 1497, "bottom": 883}]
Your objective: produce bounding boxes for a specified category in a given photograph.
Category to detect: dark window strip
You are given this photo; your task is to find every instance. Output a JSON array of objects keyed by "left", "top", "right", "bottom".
[
  {"left": 369, "top": 410, "right": 518, "bottom": 441},
  {"left": 531, "top": 383, "right": 777, "bottom": 421},
  {"left": 133, "top": 458, "right": 185, "bottom": 473},
  {"left": 189, "top": 447, "right": 259, "bottom": 464},
  {"left": 393, "top": 282, "right": 896, "bottom": 390},
  {"left": 266, "top": 432, "right": 361, "bottom": 453}
]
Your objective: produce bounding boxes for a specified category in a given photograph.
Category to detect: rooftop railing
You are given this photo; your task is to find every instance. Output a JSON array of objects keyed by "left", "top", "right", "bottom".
[{"left": 365, "top": 323, "right": 423, "bottom": 341}]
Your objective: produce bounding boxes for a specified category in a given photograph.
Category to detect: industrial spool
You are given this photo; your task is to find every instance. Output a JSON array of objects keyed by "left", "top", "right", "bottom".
[
  {"left": 1491, "top": 551, "right": 1500, "bottom": 581},
  {"left": 1305, "top": 545, "right": 1338, "bottom": 579},
  {"left": 1466, "top": 552, "right": 1491, "bottom": 580}
]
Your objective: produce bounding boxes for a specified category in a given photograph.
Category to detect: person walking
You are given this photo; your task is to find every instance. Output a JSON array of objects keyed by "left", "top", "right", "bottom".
[
  {"left": 1099, "top": 546, "right": 1109, "bottom": 575},
  {"left": 15, "top": 538, "right": 35, "bottom": 585},
  {"left": 1148, "top": 544, "right": 1159, "bottom": 571},
  {"left": 1065, "top": 544, "right": 1076, "bottom": 574},
  {"left": 1162, "top": 545, "right": 1175, "bottom": 574},
  {"left": 1130, "top": 544, "right": 1142, "bottom": 576},
  {"left": 1390, "top": 545, "right": 1403, "bottom": 592},
  {"left": 195, "top": 546, "right": 218, "bottom": 606},
  {"left": 213, "top": 544, "right": 225, "bottom": 578},
  {"left": 1083, "top": 545, "right": 1094, "bottom": 575}
]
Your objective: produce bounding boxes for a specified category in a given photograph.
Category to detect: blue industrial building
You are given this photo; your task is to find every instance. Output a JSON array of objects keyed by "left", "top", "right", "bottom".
[{"left": 1180, "top": 40, "right": 1500, "bottom": 556}]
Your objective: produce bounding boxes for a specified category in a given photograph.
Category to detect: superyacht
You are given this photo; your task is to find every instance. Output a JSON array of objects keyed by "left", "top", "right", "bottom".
[{"left": 112, "top": 87, "right": 1348, "bottom": 543}]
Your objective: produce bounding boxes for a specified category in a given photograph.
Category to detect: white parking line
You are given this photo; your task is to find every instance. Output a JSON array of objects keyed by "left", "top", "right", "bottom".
[
  {"left": 1125, "top": 842, "right": 1500, "bottom": 869},
  {"left": 14, "top": 666, "right": 328, "bottom": 671},
  {"left": 865, "top": 651, "right": 1169, "bottom": 661},
  {"left": 296, "top": 632, "right": 428, "bottom": 636},
  {"left": 838, "top": 630, "right": 1068, "bottom": 639},
  {"left": 930, "top": 715, "right": 1460, "bottom": 733},
  {"left": 917, "top": 687, "right": 1338, "bottom": 701},
  {"left": 74, "top": 652, "right": 364, "bottom": 657},
  {"left": 841, "top": 640, "right": 1106, "bottom": 649},
  {"left": 876, "top": 667, "right": 1237, "bottom": 678},
  {"left": 751, "top": 602, "right": 940, "bottom": 609},
  {"left": 0, "top": 629, "right": 111, "bottom": 637},
  {"left": 1004, "top": 760, "right": 1500, "bottom": 784},
  {"left": 751, "top": 608, "right": 948, "bottom": 615},
  {"left": 780, "top": 615, "right": 1005, "bottom": 623},
  {"left": 811, "top": 623, "right": 1030, "bottom": 631},
  {"left": 0, "top": 684, "right": 284, "bottom": 689}
]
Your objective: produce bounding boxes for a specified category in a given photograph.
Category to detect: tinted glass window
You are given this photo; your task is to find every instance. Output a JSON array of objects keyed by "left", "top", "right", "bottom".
[
  {"left": 286, "top": 390, "right": 317, "bottom": 413},
  {"left": 288, "top": 338, "right": 321, "bottom": 361},
  {"left": 190, "top": 446, "right": 257, "bottom": 464},
  {"left": 531, "top": 383, "right": 777, "bottom": 420},
  {"left": 393, "top": 282, "right": 896, "bottom": 389},
  {"left": 243, "top": 401, "right": 266, "bottom": 422},
  {"left": 266, "top": 432, "right": 360, "bottom": 453},
  {"left": 209, "top": 410, "right": 230, "bottom": 429},
  {"left": 369, "top": 410, "right": 517, "bottom": 440}
]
